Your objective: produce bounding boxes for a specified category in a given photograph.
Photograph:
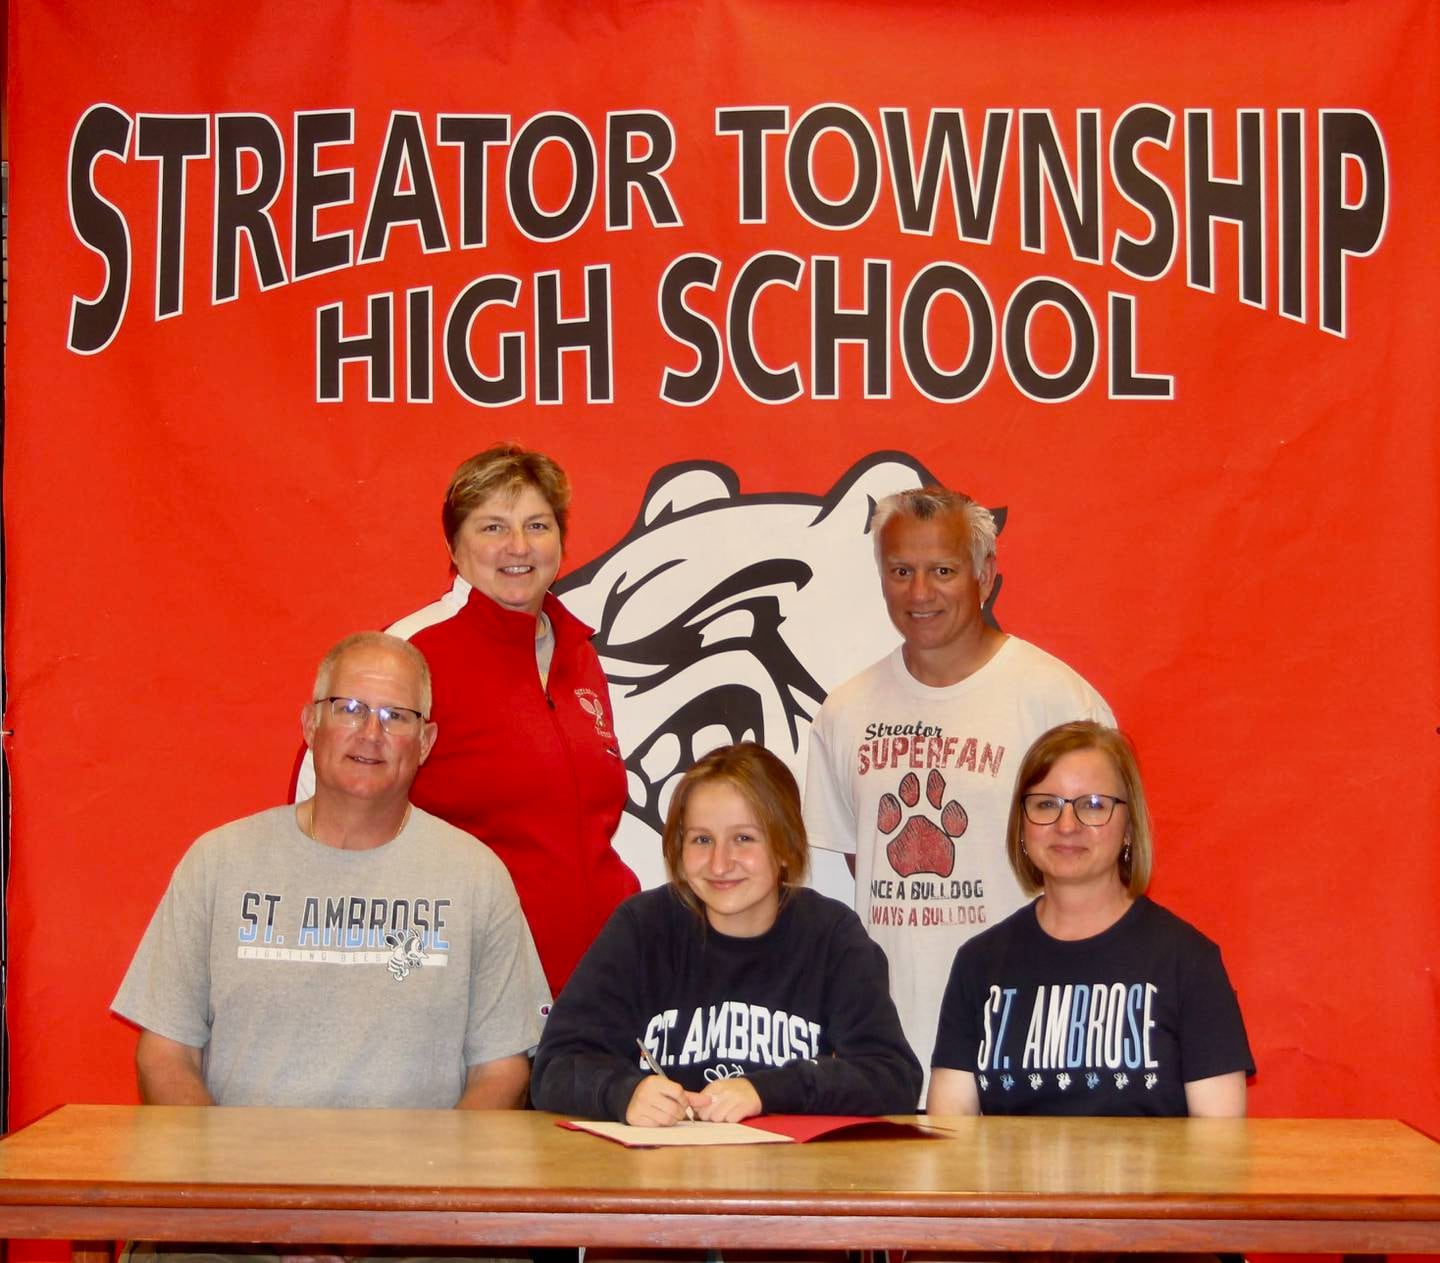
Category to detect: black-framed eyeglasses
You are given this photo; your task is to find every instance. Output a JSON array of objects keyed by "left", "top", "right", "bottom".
[
  {"left": 314, "top": 696, "right": 426, "bottom": 735},
  {"left": 1022, "top": 792, "right": 1127, "bottom": 827}
]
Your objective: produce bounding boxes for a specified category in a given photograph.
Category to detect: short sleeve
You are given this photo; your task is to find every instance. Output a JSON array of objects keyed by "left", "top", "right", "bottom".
[
  {"left": 1087, "top": 693, "right": 1116, "bottom": 727},
  {"left": 111, "top": 841, "right": 217, "bottom": 1049},
  {"left": 930, "top": 941, "right": 984, "bottom": 1072},
  {"left": 1177, "top": 937, "right": 1254, "bottom": 1082},
  {"left": 462, "top": 849, "right": 551, "bottom": 1066},
  {"left": 802, "top": 711, "right": 857, "bottom": 855}
]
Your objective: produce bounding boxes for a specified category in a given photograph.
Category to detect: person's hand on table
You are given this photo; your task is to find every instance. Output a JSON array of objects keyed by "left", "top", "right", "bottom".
[
  {"left": 626, "top": 1074, "right": 706, "bottom": 1126},
  {"left": 693, "top": 1076, "right": 762, "bottom": 1123}
]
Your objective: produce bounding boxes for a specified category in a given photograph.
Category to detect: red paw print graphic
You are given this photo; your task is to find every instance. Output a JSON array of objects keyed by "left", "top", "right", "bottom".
[{"left": 877, "top": 769, "right": 968, "bottom": 878}]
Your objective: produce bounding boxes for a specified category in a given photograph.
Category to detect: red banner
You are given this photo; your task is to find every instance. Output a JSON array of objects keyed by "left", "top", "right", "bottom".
[{"left": 5, "top": 0, "right": 1438, "bottom": 1146}]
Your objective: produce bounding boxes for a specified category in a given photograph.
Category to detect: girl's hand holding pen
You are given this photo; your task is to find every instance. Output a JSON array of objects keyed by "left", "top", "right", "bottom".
[
  {"left": 625, "top": 1073, "right": 708, "bottom": 1126},
  {"left": 630, "top": 1039, "right": 707, "bottom": 1126}
]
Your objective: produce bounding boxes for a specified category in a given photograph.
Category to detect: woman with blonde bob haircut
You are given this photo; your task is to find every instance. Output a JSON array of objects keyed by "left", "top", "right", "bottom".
[
  {"left": 929, "top": 721, "right": 1252, "bottom": 1119},
  {"left": 1006, "top": 721, "right": 1154, "bottom": 898},
  {"left": 532, "top": 743, "right": 922, "bottom": 1127}
]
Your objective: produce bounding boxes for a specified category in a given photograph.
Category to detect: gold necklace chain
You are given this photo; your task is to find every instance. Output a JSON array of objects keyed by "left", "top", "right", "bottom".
[{"left": 298, "top": 801, "right": 412, "bottom": 846}]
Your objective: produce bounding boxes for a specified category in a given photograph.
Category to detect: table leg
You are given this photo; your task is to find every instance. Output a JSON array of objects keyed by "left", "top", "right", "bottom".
[{"left": 72, "top": 1242, "right": 116, "bottom": 1263}]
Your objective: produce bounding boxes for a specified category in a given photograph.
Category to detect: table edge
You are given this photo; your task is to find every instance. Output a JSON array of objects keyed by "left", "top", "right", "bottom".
[{"left": 0, "top": 1181, "right": 1436, "bottom": 1222}]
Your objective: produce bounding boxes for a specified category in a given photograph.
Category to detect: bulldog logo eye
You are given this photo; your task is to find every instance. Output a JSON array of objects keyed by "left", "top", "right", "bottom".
[{"left": 878, "top": 769, "right": 968, "bottom": 878}]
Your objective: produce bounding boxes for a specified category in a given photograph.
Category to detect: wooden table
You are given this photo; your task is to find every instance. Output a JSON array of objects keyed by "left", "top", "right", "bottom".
[{"left": 0, "top": 1106, "right": 1437, "bottom": 1258}]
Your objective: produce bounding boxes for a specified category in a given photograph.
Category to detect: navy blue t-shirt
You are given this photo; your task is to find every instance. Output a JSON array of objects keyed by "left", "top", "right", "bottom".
[{"left": 932, "top": 896, "right": 1253, "bottom": 1116}]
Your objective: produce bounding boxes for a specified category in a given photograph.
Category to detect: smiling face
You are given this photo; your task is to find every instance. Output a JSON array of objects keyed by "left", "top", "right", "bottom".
[
  {"left": 1022, "top": 747, "right": 1130, "bottom": 894},
  {"left": 878, "top": 512, "right": 996, "bottom": 668},
  {"left": 679, "top": 778, "right": 783, "bottom": 938},
  {"left": 302, "top": 643, "right": 438, "bottom": 809},
  {"left": 449, "top": 484, "right": 563, "bottom": 617}
]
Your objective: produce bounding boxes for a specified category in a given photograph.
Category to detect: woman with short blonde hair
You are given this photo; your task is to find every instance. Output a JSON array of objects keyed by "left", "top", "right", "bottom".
[{"left": 929, "top": 721, "right": 1252, "bottom": 1119}]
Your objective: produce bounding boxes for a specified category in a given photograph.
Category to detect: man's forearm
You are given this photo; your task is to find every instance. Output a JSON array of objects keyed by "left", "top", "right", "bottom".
[
  {"left": 136, "top": 1030, "right": 213, "bottom": 1104},
  {"left": 456, "top": 1054, "right": 531, "bottom": 1109}
]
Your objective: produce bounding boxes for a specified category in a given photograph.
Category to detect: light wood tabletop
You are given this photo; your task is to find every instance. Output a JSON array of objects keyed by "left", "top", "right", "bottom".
[{"left": 0, "top": 1106, "right": 1437, "bottom": 1256}]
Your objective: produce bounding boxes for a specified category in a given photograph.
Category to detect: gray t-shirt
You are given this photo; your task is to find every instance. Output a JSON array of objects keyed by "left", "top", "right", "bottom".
[{"left": 113, "top": 805, "right": 551, "bottom": 1108}]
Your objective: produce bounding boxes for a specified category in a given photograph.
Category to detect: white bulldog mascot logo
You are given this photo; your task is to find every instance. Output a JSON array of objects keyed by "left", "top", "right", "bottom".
[{"left": 555, "top": 451, "right": 1007, "bottom": 895}]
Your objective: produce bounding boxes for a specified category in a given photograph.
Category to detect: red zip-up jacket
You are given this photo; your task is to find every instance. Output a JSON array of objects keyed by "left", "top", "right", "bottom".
[{"left": 406, "top": 582, "right": 638, "bottom": 995}]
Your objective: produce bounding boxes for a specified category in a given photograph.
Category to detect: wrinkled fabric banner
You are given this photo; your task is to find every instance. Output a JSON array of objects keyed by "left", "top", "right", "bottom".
[{"left": 4, "top": 0, "right": 1437, "bottom": 1147}]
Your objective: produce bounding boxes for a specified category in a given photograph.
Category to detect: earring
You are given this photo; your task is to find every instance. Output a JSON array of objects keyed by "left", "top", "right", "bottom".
[{"left": 1122, "top": 840, "right": 1132, "bottom": 863}]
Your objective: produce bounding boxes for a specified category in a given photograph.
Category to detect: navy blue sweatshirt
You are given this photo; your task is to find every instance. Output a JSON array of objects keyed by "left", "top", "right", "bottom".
[{"left": 531, "top": 885, "right": 922, "bottom": 1121}]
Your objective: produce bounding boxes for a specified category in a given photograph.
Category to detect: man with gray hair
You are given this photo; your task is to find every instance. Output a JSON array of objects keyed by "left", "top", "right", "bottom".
[
  {"left": 804, "top": 488, "right": 1112, "bottom": 1085},
  {"left": 114, "top": 630, "right": 549, "bottom": 1111}
]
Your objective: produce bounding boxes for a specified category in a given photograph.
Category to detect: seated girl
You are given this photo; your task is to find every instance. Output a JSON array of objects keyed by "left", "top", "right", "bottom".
[
  {"left": 927, "top": 721, "right": 1252, "bottom": 1117},
  {"left": 531, "top": 742, "right": 923, "bottom": 1125}
]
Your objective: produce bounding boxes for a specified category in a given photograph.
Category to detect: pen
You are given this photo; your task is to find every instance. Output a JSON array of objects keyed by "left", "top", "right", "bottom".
[{"left": 636, "top": 1038, "right": 696, "bottom": 1122}]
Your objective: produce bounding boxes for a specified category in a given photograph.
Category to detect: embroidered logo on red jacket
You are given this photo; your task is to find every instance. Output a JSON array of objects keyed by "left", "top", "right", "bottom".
[{"left": 574, "top": 687, "right": 614, "bottom": 739}]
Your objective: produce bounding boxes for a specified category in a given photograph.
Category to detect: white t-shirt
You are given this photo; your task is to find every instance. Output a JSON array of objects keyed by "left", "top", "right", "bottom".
[{"left": 803, "top": 637, "right": 1113, "bottom": 1075}]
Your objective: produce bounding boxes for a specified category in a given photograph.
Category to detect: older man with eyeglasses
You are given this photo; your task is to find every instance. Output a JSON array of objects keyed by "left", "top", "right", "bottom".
[{"left": 114, "top": 630, "right": 550, "bottom": 1114}]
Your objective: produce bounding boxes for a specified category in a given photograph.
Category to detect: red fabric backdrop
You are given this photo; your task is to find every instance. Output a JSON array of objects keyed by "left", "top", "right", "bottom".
[{"left": 4, "top": 0, "right": 1438, "bottom": 1167}]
